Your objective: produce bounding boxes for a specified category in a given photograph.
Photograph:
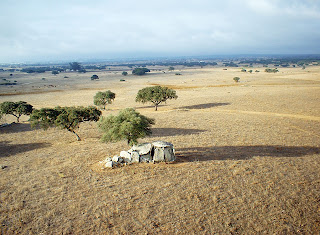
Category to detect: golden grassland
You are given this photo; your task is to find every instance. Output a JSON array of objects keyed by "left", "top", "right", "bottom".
[{"left": 0, "top": 66, "right": 320, "bottom": 234}]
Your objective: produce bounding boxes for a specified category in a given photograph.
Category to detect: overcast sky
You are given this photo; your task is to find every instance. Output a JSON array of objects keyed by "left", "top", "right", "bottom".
[{"left": 1, "top": 0, "right": 320, "bottom": 63}]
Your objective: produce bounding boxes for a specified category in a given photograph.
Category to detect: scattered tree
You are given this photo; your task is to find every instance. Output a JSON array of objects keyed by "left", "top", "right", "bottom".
[
  {"left": 0, "top": 101, "right": 33, "bottom": 122},
  {"left": 30, "top": 106, "right": 101, "bottom": 141},
  {"left": 168, "top": 67, "right": 175, "bottom": 71},
  {"left": 122, "top": 71, "right": 128, "bottom": 76},
  {"left": 136, "top": 86, "right": 178, "bottom": 111},
  {"left": 241, "top": 69, "right": 247, "bottom": 72},
  {"left": 93, "top": 90, "right": 116, "bottom": 109},
  {"left": 248, "top": 70, "right": 253, "bottom": 73},
  {"left": 98, "top": 108, "right": 155, "bottom": 146},
  {"left": 233, "top": 77, "right": 240, "bottom": 83},
  {"left": 132, "top": 68, "right": 150, "bottom": 76},
  {"left": 52, "top": 70, "right": 59, "bottom": 75},
  {"left": 91, "top": 74, "right": 99, "bottom": 80}
]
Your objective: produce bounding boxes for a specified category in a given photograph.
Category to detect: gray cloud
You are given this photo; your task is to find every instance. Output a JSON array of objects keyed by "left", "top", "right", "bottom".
[{"left": 1, "top": 0, "right": 320, "bottom": 62}]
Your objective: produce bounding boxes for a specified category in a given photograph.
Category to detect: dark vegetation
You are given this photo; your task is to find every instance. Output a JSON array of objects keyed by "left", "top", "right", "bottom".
[
  {"left": 265, "top": 68, "right": 279, "bottom": 73},
  {"left": 91, "top": 74, "right": 99, "bottom": 80},
  {"left": 132, "top": 68, "right": 150, "bottom": 76}
]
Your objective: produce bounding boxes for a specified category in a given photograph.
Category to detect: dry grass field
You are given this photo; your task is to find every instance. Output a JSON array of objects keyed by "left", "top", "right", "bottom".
[{"left": 1, "top": 66, "right": 320, "bottom": 234}]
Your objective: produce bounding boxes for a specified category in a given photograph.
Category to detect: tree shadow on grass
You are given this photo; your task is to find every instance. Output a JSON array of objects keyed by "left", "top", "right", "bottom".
[
  {"left": 178, "top": 102, "right": 230, "bottom": 110},
  {"left": 135, "top": 104, "right": 167, "bottom": 110},
  {"left": 0, "top": 141, "right": 51, "bottom": 158},
  {"left": 176, "top": 145, "right": 320, "bottom": 162},
  {"left": 0, "top": 123, "right": 37, "bottom": 134},
  {"left": 151, "top": 128, "right": 205, "bottom": 137}
]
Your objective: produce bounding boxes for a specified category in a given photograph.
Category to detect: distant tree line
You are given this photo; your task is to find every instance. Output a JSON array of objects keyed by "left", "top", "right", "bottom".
[{"left": 21, "top": 67, "right": 66, "bottom": 73}]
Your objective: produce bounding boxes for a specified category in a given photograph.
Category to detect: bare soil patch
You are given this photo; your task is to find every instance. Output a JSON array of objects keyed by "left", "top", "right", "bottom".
[{"left": 1, "top": 66, "right": 320, "bottom": 234}]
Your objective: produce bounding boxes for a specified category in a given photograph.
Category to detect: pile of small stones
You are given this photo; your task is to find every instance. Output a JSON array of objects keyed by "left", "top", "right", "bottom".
[{"left": 100, "top": 141, "right": 175, "bottom": 168}]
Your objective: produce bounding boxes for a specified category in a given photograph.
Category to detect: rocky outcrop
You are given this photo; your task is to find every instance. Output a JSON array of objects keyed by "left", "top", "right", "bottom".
[{"left": 100, "top": 141, "right": 175, "bottom": 168}]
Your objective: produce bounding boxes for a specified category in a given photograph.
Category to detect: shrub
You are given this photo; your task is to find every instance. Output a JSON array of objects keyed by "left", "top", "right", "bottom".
[
  {"left": 233, "top": 77, "right": 240, "bottom": 83},
  {"left": 91, "top": 75, "right": 99, "bottom": 80}
]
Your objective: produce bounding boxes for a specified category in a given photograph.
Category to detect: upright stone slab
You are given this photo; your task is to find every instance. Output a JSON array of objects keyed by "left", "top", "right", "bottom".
[
  {"left": 131, "top": 151, "right": 140, "bottom": 163},
  {"left": 153, "top": 147, "right": 165, "bottom": 162},
  {"left": 152, "top": 141, "right": 175, "bottom": 162},
  {"left": 164, "top": 147, "right": 175, "bottom": 162}
]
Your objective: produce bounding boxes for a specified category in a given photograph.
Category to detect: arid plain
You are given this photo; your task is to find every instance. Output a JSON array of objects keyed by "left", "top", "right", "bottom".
[{"left": 1, "top": 66, "right": 320, "bottom": 234}]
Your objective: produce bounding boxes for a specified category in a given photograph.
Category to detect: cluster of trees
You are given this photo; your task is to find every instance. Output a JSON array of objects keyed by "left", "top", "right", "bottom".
[
  {"left": 104, "top": 61, "right": 217, "bottom": 68},
  {"left": 132, "top": 68, "right": 150, "bottom": 76},
  {"left": 1, "top": 86, "right": 178, "bottom": 145},
  {"left": 224, "top": 62, "right": 238, "bottom": 67},
  {"left": 84, "top": 65, "right": 107, "bottom": 70},
  {"left": 69, "top": 62, "right": 86, "bottom": 73},
  {"left": 21, "top": 67, "right": 65, "bottom": 74}
]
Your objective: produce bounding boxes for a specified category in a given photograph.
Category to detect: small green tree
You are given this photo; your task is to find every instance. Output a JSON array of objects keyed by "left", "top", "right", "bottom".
[
  {"left": 30, "top": 106, "right": 101, "bottom": 141},
  {"left": 233, "top": 77, "right": 240, "bottom": 83},
  {"left": 132, "top": 68, "right": 150, "bottom": 76},
  {"left": 93, "top": 90, "right": 116, "bottom": 109},
  {"left": 98, "top": 108, "right": 155, "bottom": 146},
  {"left": 122, "top": 71, "right": 128, "bottom": 76},
  {"left": 0, "top": 101, "right": 33, "bottom": 122},
  {"left": 91, "top": 74, "right": 99, "bottom": 80},
  {"left": 168, "top": 67, "right": 175, "bottom": 71},
  {"left": 136, "top": 86, "right": 178, "bottom": 111},
  {"left": 52, "top": 70, "right": 59, "bottom": 75}
]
